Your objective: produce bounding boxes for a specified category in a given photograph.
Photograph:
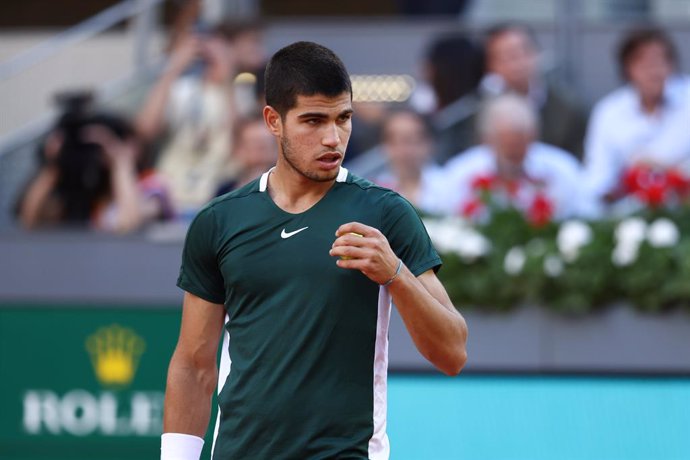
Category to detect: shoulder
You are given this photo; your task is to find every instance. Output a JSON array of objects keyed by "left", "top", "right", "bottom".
[
  {"left": 339, "top": 171, "right": 396, "bottom": 198},
  {"left": 667, "top": 75, "right": 690, "bottom": 104},
  {"left": 207, "top": 178, "right": 260, "bottom": 208},
  {"left": 444, "top": 145, "right": 493, "bottom": 175},
  {"left": 591, "top": 85, "right": 634, "bottom": 119},
  {"left": 530, "top": 142, "right": 582, "bottom": 173},
  {"left": 341, "top": 171, "right": 417, "bottom": 213}
]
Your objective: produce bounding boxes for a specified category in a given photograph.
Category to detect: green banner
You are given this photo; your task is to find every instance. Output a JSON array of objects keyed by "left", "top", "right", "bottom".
[{"left": 0, "top": 306, "right": 190, "bottom": 460}]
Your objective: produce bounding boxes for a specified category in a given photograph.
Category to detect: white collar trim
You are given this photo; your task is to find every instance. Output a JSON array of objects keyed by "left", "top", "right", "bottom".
[
  {"left": 259, "top": 166, "right": 348, "bottom": 193},
  {"left": 258, "top": 167, "right": 274, "bottom": 192},
  {"left": 336, "top": 166, "right": 349, "bottom": 182}
]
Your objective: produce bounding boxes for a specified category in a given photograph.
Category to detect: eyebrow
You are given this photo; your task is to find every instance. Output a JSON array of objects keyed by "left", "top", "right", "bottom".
[{"left": 297, "top": 109, "right": 354, "bottom": 120}]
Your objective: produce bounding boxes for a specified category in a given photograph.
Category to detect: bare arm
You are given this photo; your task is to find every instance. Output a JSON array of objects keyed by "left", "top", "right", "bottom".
[
  {"left": 135, "top": 36, "right": 200, "bottom": 143},
  {"left": 164, "top": 292, "right": 226, "bottom": 436},
  {"left": 19, "top": 167, "right": 59, "bottom": 229},
  {"left": 387, "top": 268, "right": 467, "bottom": 375},
  {"left": 18, "top": 132, "right": 62, "bottom": 229},
  {"left": 166, "top": 0, "right": 202, "bottom": 52},
  {"left": 330, "top": 222, "right": 468, "bottom": 376},
  {"left": 82, "top": 127, "right": 146, "bottom": 233}
]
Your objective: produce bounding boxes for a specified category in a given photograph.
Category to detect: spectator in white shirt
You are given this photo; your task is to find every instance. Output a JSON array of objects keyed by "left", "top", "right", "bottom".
[
  {"left": 373, "top": 109, "right": 447, "bottom": 215},
  {"left": 584, "top": 27, "right": 690, "bottom": 204},
  {"left": 442, "top": 94, "right": 593, "bottom": 221}
]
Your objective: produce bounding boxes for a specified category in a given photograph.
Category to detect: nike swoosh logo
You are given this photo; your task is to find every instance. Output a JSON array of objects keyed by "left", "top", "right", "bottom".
[{"left": 280, "top": 226, "right": 309, "bottom": 239}]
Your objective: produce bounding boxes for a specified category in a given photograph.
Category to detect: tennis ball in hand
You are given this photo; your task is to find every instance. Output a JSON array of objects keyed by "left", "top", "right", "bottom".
[{"left": 340, "top": 232, "right": 363, "bottom": 260}]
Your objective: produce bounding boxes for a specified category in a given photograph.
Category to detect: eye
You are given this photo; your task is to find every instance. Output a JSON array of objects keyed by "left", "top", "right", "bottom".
[
  {"left": 305, "top": 118, "right": 321, "bottom": 125},
  {"left": 338, "top": 113, "right": 352, "bottom": 123}
]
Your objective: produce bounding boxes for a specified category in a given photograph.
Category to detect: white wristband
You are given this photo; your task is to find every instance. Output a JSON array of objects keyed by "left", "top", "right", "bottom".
[{"left": 161, "top": 433, "right": 204, "bottom": 460}]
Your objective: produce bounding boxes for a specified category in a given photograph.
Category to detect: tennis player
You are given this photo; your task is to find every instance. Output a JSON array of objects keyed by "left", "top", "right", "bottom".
[{"left": 161, "top": 41, "right": 468, "bottom": 460}]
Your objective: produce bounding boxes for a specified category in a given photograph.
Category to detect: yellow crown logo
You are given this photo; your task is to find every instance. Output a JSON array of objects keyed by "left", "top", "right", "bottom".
[{"left": 86, "top": 324, "right": 146, "bottom": 387}]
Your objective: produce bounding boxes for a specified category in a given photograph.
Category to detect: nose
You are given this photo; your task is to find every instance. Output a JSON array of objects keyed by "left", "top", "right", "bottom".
[{"left": 322, "top": 123, "right": 340, "bottom": 148}]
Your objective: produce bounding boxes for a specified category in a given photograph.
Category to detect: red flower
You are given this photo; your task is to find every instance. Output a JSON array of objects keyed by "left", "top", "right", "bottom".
[
  {"left": 461, "top": 198, "right": 483, "bottom": 219},
  {"left": 471, "top": 174, "right": 496, "bottom": 192},
  {"left": 666, "top": 169, "right": 690, "bottom": 195},
  {"left": 527, "top": 193, "right": 553, "bottom": 227},
  {"left": 623, "top": 165, "right": 648, "bottom": 193},
  {"left": 637, "top": 183, "right": 667, "bottom": 207}
]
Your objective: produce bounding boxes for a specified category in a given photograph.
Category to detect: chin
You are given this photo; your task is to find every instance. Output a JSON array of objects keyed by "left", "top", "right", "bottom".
[
  {"left": 300, "top": 167, "right": 339, "bottom": 182},
  {"left": 314, "top": 171, "right": 340, "bottom": 182}
]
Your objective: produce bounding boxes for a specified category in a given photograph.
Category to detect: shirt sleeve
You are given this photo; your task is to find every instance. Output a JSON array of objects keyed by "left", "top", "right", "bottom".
[
  {"left": 381, "top": 192, "right": 442, "bottom": 276},
  {"left": 176, "top": 206, "right": 225, "bottom": 304},
  {"left": 583, "top": 101, "right": 622, "bottom": 199}
]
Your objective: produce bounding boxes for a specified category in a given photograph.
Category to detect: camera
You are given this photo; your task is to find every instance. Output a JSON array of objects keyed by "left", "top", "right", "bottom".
[{"left": 49, "top": 90, "right": 134, "bottom": 221}]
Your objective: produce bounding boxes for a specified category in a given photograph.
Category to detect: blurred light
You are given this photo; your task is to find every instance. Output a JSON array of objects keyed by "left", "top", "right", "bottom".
[
  {"left": 234, "top": 72, "right": 257, "bottom": 84},
  {"left": 351, "top": 74, "right": 415, "bottom": 103}
]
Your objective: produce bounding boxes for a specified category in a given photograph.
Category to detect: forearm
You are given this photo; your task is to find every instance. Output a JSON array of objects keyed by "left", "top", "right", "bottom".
[
  {"left": 164, "top": 353, "right": 217, "bottom": 437},
  {"left": 136, "top": 71, "right": 177, "bottom": 142},
  {"left": 110, "top": 161, "right": 143, "bottom": 233},
  {"left": 388, "top": 267, "right": 468, "bottom": 376},
  {"left": 19, "top": 168, "right": 58, "bottom": 228}
]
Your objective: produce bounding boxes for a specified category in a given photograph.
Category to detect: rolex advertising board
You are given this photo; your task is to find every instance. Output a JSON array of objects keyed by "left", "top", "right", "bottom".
[{"left": 0, "top": 306, "right": 185, "bottom": 460}]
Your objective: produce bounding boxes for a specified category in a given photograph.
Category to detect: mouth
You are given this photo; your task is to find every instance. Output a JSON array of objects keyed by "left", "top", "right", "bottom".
[{"left": 316, "top": 152, "right": 342, "bottom": 170}]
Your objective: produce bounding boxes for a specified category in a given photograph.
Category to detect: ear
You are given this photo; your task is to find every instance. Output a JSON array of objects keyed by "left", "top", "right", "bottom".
[{"left": 263, "top": 106, "right": 282, "bottom": 137}]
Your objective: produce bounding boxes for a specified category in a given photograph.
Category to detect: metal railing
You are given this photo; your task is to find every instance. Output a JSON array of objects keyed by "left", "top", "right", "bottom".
[
  {"left": 0, "top": 0, "right": 165, "bottom": 80},
  {"left": 0, "top": 0, "right": 166, "bottom": 156}
]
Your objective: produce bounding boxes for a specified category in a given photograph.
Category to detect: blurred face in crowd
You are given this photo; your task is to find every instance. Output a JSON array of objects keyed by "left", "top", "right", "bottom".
[
  {"left": 484, "top": 117, "right": 534, "bottom": 171},
  {"left": 201, "top": 30, "right": 265, "bottom": 75},
  {"left": 486, "top": 29, "right": 539, "bottom": 94},
  {"left": 625, "top": 40, "right": 673, "bottom": 105},
  {"left": 199, "top": 35, "right": 233, "bottom": 81},
  {"left": 235, "top": 119, "right": 277, "bottom": 174},
  {"left": 233, "top": 30, "right": 266, "bottom": 72},
  {"left": 383, "top": 112, "right": 432, "bottom": 177},
  {"left": 266, "top": 92, "right": 353, "bottom": 183}
]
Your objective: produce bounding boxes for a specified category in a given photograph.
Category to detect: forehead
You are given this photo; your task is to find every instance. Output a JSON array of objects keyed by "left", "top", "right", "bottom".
[
  {"left": 386, "top": 113, "right": 426, "bottom": 134},
  {"left": 288, "top": 92, "right": 352, "bottom": 115},
  {"left": 631, "top": 40, "right": 668, "bottom": 58},
  {"left": 489, "top": 30, "right": 534, "bottom": 53}
]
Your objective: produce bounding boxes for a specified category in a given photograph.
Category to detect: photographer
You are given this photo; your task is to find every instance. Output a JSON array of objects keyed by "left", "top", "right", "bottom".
[{"left": 18, "top": 93, "right": 172, "bottom": 233}]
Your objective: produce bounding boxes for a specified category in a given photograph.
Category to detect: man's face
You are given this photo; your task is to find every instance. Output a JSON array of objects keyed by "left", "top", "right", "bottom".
[
  {"left": 273, "top": 92, "right": 353, "bottom": 182},
  {"left": 626, "top": 41, "right": 672, "bottom": 102},
  {"left": 233, "top": 31, "right": 266, "bottom": 72},
  {"left": 383, "top": 113, "right": 432, "bottom": 172},
  {"left": 486, "top": 30, "right": 539, "bottom": 93},
  {"left": 486, "top": 119, "right": 533, "bottom": 167}
]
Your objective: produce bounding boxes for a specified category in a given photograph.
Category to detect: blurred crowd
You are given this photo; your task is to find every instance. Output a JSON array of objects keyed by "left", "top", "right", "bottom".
[{"left": 15, "top": 9, "right": 690, "bottom": 234}]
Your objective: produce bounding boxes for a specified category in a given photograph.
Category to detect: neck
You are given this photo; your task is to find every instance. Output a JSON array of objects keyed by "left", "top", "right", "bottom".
[
  {"left": 395, "top": 168, "right": 422, "bottom": 188},
  {"left": 640, "top": 93, "right": 663, "bottom": 114},
  {"left": 495, "top": 157, "right": 524, "bottom": 181},
  {"left": 267, "top": 160, "right": 336, "bottom": 214}
]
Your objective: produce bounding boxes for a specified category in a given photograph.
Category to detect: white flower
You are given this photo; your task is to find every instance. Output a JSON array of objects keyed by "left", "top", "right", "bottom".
[
  {"left": 423, "top": 218, "right": 460, "bottom": 253},
  {"left": 612, "top": 241, "right": 639, "bottom": 267},
  {"left": 615, "top": 217, "right": 647, "bottom": 246},
  {"left": 504, "top": 246, "right": 526, "bottom": 275},
  {"left": 543, "top": 255, "right": 564, "bottom": 277},
  {"left": 646, "top": 218, "right": 679, "bottom": 248},
  {"left": 557, "top": 220, "right": 593, "bottom": 262},
  {"left": 424, "top": 218, "right": 491, "bottom": 261},
  {"left": 611, "top": 217, "right": 648, "bottom": 267},
  {"left": 455, "top": 228, "right": 492, "bottom": 262}
]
